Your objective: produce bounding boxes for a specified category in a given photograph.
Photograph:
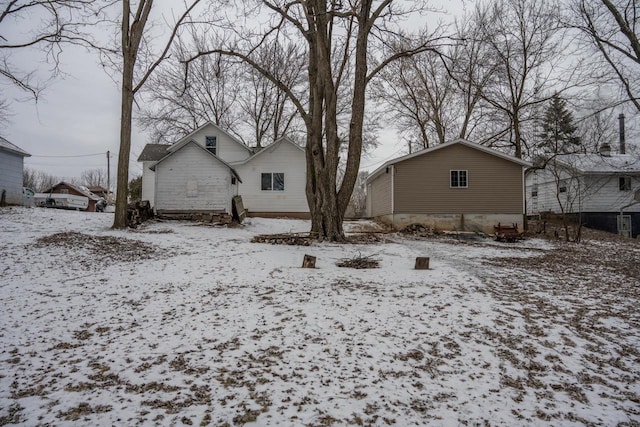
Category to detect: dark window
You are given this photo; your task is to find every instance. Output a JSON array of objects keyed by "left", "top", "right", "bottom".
[
  {"left": 532, "top": 188, "right": 538, "bottom": 197},
  {"left": 261, "top": 173, "right": 285, "bottom": 191},
  {"left": 619, "top": 177, "right": 631, "bottom": 191},
  {"left": 205, "top": 136, "right": 217, "bottom": 155},
  {"left": 559, "top": 186, "right": 567, "bottom": 193},
  {"left": 450, "top": 170, "right": 468, "bottom": 188}
]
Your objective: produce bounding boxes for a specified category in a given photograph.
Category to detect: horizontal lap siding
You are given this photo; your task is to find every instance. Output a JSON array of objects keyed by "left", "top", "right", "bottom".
[
  {"left": 235, "top": 142, "right": 308, "bottom": 213},
  {"left": 0, "top": 152, "right": 24, "bottom": 204},
  {"left": 394, "top": 144, "right": 523, "bottom": 214},
  {"left": 190, "top": 123, "right": 251, "bottom": 163},
  {"left": 155, "top": 144, "right": 230, "bottom": 212},
  {"left": 369, "top": 172, "right": 392, "bottom": 216}
]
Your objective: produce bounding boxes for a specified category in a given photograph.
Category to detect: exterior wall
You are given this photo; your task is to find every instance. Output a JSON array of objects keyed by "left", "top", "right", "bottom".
[
  {"left": 182, "top": 123, "right": 251, "bottom": 163},
  {"left": 0, "top": 151, "right": 24, "bottom": 205},
  {"left": 368, "top": 170, "right": 392, "bottom": 217},
  {"left": 141, "top": 161, "right": 156, "bottom": 208},
  {"left": 235, "top": 141, "right": 308, "bottom": 214},
  {"left": 527, "top": 169, "right": 640, "bottom": 215},
  {"left": 393, "top": 144, "right": 524, "bottom": 215},
  {"left": 155, "top": 144, "right": 233, "bottom": 213},
  {"left": 376, "top": 213, "right": 524, "bottom": 234}
]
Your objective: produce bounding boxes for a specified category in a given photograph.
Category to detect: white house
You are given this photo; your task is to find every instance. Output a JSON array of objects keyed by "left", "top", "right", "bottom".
[
  {"left": 233, "top": 137, "right": 308, "bottom": 217},
  {"left": 526, "top": 147, "right": 640, "bottom": 237},
  {"left": 137, "top": 122, "right": 309, "bottom": 218},
  {"left": 0, "top": 136, "right": 31, "bottom": 206}
]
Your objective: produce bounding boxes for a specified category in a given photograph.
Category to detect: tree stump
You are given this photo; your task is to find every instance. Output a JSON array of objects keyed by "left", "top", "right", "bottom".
[
  {"left": 415, "top": 257, "right": 430, "bottom": 270},
  {"left": 302, "top": 254, "right": 316, "bottom": 268}
]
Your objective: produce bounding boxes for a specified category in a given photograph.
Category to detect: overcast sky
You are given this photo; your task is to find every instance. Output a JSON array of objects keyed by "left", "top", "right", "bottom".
[{"left": 1, "top": 0, "right": 474, "bottom": 187}]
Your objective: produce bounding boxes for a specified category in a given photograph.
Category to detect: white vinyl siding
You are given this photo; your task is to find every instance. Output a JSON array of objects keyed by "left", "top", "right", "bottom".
[
  {"left": 141, "top": 161, "right": 156, "bottom": 208},
  {"left": 235, "top": 141, "right": 308, "bottom": 213},
  {"left": 184, "top": 123, "right": 250, "bottom": 163},
  {"left": 155, "top": 143, "right": 233, "bottom": 212},
  {"left": 526, "top": 169, "right": 640, "bottom": 214},
  {"left": 0, "top": 151, "right": 25, "bottom": 205}
]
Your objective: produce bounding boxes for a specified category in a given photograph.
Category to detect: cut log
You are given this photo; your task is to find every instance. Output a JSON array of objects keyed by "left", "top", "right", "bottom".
[
  {"left": 415, "top": 257, "right": 430, "bottom": 270},
  {"left": 302, "top": 254, "right": 316, "bottom": 268}
]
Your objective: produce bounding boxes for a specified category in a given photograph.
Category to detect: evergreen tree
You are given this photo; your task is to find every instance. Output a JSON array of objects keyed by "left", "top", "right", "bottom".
[{"left": 538, "top": 95, "right": 581, "bottom": 154}]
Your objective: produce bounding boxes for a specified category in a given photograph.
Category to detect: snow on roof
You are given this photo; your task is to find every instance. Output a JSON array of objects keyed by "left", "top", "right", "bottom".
[
  {"left": 0, "top": 136, "right": 30, "bottom": 157},
  {"left": 556, "top": 153, "right": 640, "bottom": 174}
]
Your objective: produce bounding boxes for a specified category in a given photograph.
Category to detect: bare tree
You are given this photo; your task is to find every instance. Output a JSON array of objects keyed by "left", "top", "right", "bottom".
[
  {"left": 111, "top": 0, "right": 202, "bottom": 229},
  {"left": 0, "top": 1, "right": 107, "bottom": 99},
  {"left": 476, "top": 0, "right": 565, "bottom": 159},
  {"left": 237, "top": 42, "right": 305, "bottom": 148},
  {"left": 138, "top": 34, "right": 240, "bottom": 144},
  {"left": 80, "top": 168, "right": 107, "bottom": 188},
  {"left": 23, "top": 168, "right": 60, "bottom": 192},
  {"left": 187, "top": 1, "right": 442, "bottom": 241},
  {"left": 569, "top": 0, "right": 640, "bottom": 113}
]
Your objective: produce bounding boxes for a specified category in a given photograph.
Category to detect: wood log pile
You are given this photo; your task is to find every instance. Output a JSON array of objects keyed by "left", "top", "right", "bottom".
[
  {"left": 251, "top": 232, "right": 316, "bottom": 246},
  {"left": 127, "top": 201, "right": 154, "bottom": 228},
  {"left": 336, "top": 253, "right": 380, "bottom": 269}
]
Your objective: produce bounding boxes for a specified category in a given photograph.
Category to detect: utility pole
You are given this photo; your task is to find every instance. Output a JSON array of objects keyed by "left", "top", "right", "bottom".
[{"left": 107, "top": 151, "right": 111, "bottom": 201}]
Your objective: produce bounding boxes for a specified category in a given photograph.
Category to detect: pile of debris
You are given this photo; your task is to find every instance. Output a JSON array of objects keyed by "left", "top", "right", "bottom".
[
  {"left": 400, "top": 223, "right": 435, "bottom": 237},
  {"left": 127, "top": 201, "right": 154, "bottom": 228},
  {"left": 336, "top": 253, "right": 380, "bottom": 269},
  {"left": 251, "top": 232, "right": 316, "bottom": 246}
]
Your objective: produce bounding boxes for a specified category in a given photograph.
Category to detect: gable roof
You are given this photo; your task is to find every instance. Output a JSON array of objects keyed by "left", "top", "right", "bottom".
[
  {"left": 150, "top": 140, "right": 242, "bottom": 183},
  {"left": 167, "top": 121, "right": 253, "bottom": 154},
  {"left": 42, "top": 181, "right": 102, "bottom": 201},
  {"left": 230, "top": 136, "right": 305, "bottom": 166},
  {"left": 367, "top": 139, "right": 531, "bottom": 182},
  {"left": 0, "top": 136, "right": 31, "bottom": 157},
  {"left": 138, "top": 144, "right": 170, "bottom": 162},
  {"left": 554, "top": 153, "right": 640, "bottom": 174}
]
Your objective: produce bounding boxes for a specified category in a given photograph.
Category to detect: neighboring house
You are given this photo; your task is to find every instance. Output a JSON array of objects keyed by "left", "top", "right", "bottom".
[
  {"left": 137, "top": 121, "right": 309, "bottom": 218},
  {"left": 87, "top": 185, "right": 110, "bottom": 200},
  {"left": 366, "top": 139, "right": 531, "bottom": 234},
  {"left": 41, "top": 181, "right": 103, "bottom": 212},
  {"left": 526, "top": 146, "right": 640, "bottom": 238},
  {"left": 0, "top": 136, "right": 31, "bottom": 206}
]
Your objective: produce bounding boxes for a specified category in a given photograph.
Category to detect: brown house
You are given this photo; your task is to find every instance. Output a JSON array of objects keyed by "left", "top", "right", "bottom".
[
  {"left": 42, "top": 181, "right": 103, "bottom": 212},
  {"left": 366, "top": 139, "right": 531, "bottom": 234}
]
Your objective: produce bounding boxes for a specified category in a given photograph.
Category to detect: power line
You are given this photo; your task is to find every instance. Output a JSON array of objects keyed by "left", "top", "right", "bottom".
[{"left": 29, "top": 152, "right": 106, "bottom": 158}]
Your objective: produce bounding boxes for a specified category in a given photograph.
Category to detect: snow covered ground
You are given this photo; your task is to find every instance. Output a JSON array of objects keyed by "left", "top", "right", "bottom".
[{"left": 1, "top": 207, "right": 639, "bottom": 426}]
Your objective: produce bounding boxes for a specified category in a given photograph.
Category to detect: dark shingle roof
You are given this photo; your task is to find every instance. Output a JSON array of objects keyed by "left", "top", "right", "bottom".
[{"left": 137, "top": 144, "right": 170, "bottom": 162}]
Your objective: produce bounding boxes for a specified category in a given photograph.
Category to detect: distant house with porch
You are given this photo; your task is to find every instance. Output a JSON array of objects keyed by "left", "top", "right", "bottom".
[
  {"left": 0, "top": 136, "right": 31, "bottom": 206},
  {"left": 366, "top": 139, "right": 531, "bottom": 234}
]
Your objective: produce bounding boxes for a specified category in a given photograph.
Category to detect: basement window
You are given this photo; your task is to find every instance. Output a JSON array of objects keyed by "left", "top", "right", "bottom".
[
  {"left": 261, "top": 173, "right": 285, "bottom": 191},
  {"left": 450, "top": 170, "right": 468, "bottom": 188},
  {"left": 619, "top": 176, "right": 631, "bottom": 191}
]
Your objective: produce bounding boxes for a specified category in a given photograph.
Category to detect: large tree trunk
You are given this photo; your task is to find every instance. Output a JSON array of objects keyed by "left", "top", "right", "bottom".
[{"left": 113, "top": 70, "right": 134, "bottom": 228}]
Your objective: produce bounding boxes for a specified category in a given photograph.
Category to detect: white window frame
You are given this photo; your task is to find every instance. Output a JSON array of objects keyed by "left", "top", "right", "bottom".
[
  {"left": 205, "top": 136, "right": 217, "bottom": 155},
  {"left": 261, "top": 172, "right": 285, "bottom": 191},
  {"left": 450, "top": 170, "right": 468, "bottom": 188}
]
